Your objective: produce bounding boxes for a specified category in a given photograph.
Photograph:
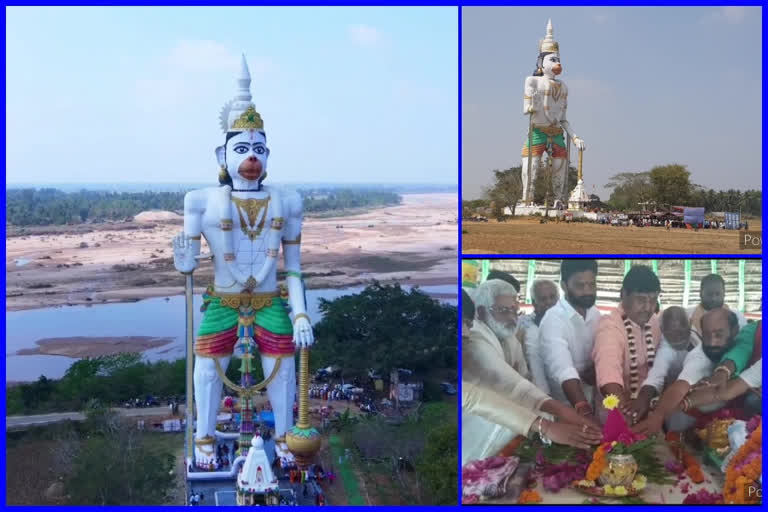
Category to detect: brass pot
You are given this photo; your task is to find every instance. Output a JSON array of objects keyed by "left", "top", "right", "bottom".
[{"left": 599, "top": 454, "right": 638, "bottom": 488}]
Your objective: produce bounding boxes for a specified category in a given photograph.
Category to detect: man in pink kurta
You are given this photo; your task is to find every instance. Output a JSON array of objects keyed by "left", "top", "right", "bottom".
[{"left": 593, "top": 265, "right": 662, "bottom": 424}]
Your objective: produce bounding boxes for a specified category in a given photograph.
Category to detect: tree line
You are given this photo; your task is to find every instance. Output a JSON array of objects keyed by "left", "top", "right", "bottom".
[
  {"left": 470, "top": 163, "right": 760, "bottom": 217},
  {"left": 5, "top": 187, "right": 402, "bottom": 226}
]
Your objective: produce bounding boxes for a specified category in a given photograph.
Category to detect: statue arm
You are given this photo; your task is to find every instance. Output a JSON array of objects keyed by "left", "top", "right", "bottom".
[
  {"left": 282, "top": 191, "right": 313, "bottom": 346},
  {"left": 559, "top": 85, "right": 585, "bottom": 150},
  {"left": 523, "top": 77, "right": 536, "bottom": 115}
]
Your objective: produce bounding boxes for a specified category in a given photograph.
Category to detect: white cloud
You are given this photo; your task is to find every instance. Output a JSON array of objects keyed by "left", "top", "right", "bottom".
[
  {"left": 591, "top": 11, "right": 616, "bottom": 25},
  {"left": 348, "top": 24, "right": 383, "bottom": 46},
  {"left": 700, "top": 7, "right": 750, "bottom": 25},
  {"left": 133, "top": 39, "right": 272, "bottom": 112}
]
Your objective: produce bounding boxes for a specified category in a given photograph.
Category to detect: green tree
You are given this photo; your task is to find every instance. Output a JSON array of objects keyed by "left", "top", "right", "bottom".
[
  {"left": 416, "top": 407, "right": 458, "bottom": 505},
  {"left": 484, "top": 167, "right": 522, "bottom": 217},
  {"left": 605, "top": 171, "right": 654, "bottom": 211},
  {"left": 311, "top": 283, "right": 457, "bottom": 378},
  {"left": 649, "top": 164, "right": 691, "bottom": 208},
  {"left": 67, "top": 428, "right": 175, "bottom": 505}
]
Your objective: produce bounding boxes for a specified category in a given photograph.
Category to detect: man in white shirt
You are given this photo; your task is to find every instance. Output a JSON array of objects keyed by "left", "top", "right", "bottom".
[
  {"left": 687, "top": 274, "right": 747, "bottom": 335},
  {"left": 462, "top": 289, "right": 602, "bottom": 464},
  {"left": 517, "top": 279, "right": 559, "bottom": 394},
  {"left": 624, "top": 306, "right": 701, "bottom": 422},
  {"left": 633, "top": 308, "right": 739, "bottom": 434},
  {"left": 539, "top": 260, "right": 601, "bottom": 420}
]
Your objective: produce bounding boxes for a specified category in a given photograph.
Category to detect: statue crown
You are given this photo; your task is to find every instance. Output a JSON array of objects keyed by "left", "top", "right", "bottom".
[
  {"left": 538, "top": 18, "right": 560, "bottom": 54},
  {"left": 220, "top": 54, "right": 266, "bottom": 134},
  {"left": 232, "top": 105, "right": 264, "bottom": 131}
]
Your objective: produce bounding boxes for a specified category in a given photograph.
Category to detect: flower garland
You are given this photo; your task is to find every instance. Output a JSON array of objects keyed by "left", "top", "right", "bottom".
[
  {"left": 666, "top": 432, "right": 704, "bottom": 484},
  {"left": 586, "top": 444, "right": 607, "bottom": 482},
  {"left": 723, "top": 419, "right": 762, "bottom": 504},
  {"left": 665, "top": 432, "right": 704, "bottom": 483},
  {"left": 622, "top": 313, "right": 655, "bottom": 398},
  {"left": 518, "top": 489, "right": 542, "bottom": 504}
]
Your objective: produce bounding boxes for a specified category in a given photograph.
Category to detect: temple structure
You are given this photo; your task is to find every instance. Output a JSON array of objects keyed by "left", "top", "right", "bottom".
[{"left": 236, "top": 436, "right": 280, "bottom": 505}]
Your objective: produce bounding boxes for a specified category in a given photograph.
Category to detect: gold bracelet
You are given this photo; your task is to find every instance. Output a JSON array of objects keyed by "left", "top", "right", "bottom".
[
  {"left": 715, "top": 365, "right": 733, "bottom": 380},
  {"left": 293, "top": 313, "right": 311, "bottom": 324}
]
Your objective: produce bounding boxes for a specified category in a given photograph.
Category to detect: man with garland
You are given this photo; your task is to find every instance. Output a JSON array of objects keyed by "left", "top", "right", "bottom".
[{"left": 592, "top": 265, "right": 661, "bottom": 425}]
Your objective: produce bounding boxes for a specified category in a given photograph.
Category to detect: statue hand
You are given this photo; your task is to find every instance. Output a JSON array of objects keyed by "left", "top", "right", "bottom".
[
  {"left": 573, "top": 137, "right": 586, "bottom": 151},
  {"left": 172, "top": 232, "right": 199, "bottom": 274},
  {"left": 525, "top": 105, "right": 536, "bottom": 115},
  {"left": 293, "top": 317, "right": 315, "bottom": 348}
]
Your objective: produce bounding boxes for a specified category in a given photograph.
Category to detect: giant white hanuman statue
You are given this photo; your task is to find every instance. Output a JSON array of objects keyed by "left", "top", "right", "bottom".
[
  {"left": 521, "top": 19, "right": 586, "bottom": 205},
  {"left": 173, "top": 55, "right": 314, "bottom": 468}
]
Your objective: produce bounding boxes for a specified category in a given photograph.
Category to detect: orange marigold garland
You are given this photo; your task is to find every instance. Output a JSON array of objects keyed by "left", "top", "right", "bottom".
[
  {"left": 585, "top": 444, "right": 608, "bottom": 482},
  {"left": 723, "top": 420, "right": 762, "bottom": 504},
  {"left": 518, "top": 489, "right": 542, "bottom": 504},
  {"left": 666, "top": 432, "right": 705, "bottom": 483}
]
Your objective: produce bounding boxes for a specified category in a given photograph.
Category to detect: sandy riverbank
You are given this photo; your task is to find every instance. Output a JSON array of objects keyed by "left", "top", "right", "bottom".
[
  {"left": 6, "top": 194, "right": 458, "bottom": 311},
  {"left": 16, "top": 336, "right": 175, "bottom": 358}
]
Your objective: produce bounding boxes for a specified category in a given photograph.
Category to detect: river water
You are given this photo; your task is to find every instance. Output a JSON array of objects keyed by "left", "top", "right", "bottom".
[{"left": 5, "top": 285, "right": 456, "bottom": 382}]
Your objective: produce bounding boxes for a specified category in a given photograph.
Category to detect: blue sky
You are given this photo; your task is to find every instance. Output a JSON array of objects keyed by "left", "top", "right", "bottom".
[
  {"left": 462, "top": 6, "right": 762, "bottom": 200},
  {"left": 6, "top": 7, "right": 457, "bottom": 185}
]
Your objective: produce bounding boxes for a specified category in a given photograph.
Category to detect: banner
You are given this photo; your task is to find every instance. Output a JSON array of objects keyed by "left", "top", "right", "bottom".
[{"left": 725, "top": 212, "right": 741, "bottom": 230}]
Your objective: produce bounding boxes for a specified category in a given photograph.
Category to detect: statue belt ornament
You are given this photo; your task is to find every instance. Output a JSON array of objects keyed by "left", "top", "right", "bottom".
[
  {"left": 209, "top": 288, "right": 280, "bottom": 311},
  {"left": 534, "top": 124, "right": 563, "bottom": 137}
]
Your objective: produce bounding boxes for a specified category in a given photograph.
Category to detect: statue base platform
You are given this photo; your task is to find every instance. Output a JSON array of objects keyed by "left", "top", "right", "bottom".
[{"left": 504, "top": 205, "right": 587, "bottom": 218}]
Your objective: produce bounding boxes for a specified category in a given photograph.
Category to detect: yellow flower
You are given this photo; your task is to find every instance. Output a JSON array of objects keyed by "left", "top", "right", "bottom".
[
  {"left": 632, "top": 475, "right": 647, "bottom": 490},
  {"left": 603, "top": 485, "right": 614, "bottom": 495},
  {"left": 613, "top": 486, "right": 628, "bottom": 496},
  {"left": 578, "top": 480, "right": 595, "bottom": 488},
  {"left": 611, "top": 441, "right": 618, "bottom": 447},
  {"left": 603, "top": 394, "right": 620, "bottom": 410}
]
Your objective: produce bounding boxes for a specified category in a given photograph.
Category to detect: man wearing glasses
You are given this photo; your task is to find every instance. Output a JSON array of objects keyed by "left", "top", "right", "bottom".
[{"left": 470, "top": 272, "right": 529, "bottom": 380}]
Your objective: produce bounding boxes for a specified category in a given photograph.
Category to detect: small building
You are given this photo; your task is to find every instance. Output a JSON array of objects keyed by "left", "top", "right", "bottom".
[
  {"left": 389, "top": 369, "right": 423, "bottom": 404},
  {"left": 236, "top": 436, "right": 280, "bottom": 505}
]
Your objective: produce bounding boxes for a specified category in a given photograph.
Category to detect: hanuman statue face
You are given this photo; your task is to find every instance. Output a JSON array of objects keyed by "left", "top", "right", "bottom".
[
  {"left": 542, "top": 53, "right": 562, "bottom": 76},
  {"left": 219, "top": 130, "right": 270, "bottom": 183}
]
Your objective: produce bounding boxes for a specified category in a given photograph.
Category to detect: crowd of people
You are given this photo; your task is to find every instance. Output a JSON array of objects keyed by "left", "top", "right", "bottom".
[{"left": 462, "top": 261, "right": 761, "bottom": 465}]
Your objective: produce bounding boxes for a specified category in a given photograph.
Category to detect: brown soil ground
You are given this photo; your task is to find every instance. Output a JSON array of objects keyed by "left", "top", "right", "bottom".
[
  {"left": 462, "top": 218, "right": 762, "bottom": 255},
  {"left": 6, "top": 194, "right": 457, "bottom": 311}
]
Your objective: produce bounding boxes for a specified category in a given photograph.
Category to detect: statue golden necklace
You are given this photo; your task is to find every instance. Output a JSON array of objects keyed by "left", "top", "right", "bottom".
[{"left": 231, "top": 196, "right": 270, "bottom": 240}]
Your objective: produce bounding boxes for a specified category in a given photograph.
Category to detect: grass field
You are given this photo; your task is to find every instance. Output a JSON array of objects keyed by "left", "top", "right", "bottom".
[{"left": 462, "top": 218, "right": 762, "bottom": 254}]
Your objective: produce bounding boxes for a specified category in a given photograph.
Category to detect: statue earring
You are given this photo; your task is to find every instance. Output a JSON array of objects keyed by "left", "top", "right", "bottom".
[{"left": 219, "top": 165, "right": 229, "bottom": 182}]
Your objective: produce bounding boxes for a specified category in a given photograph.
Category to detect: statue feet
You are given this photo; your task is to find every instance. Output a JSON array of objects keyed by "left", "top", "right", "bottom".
[{"left": 194, "top": 435, "right": 218, "bottom": 470}]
